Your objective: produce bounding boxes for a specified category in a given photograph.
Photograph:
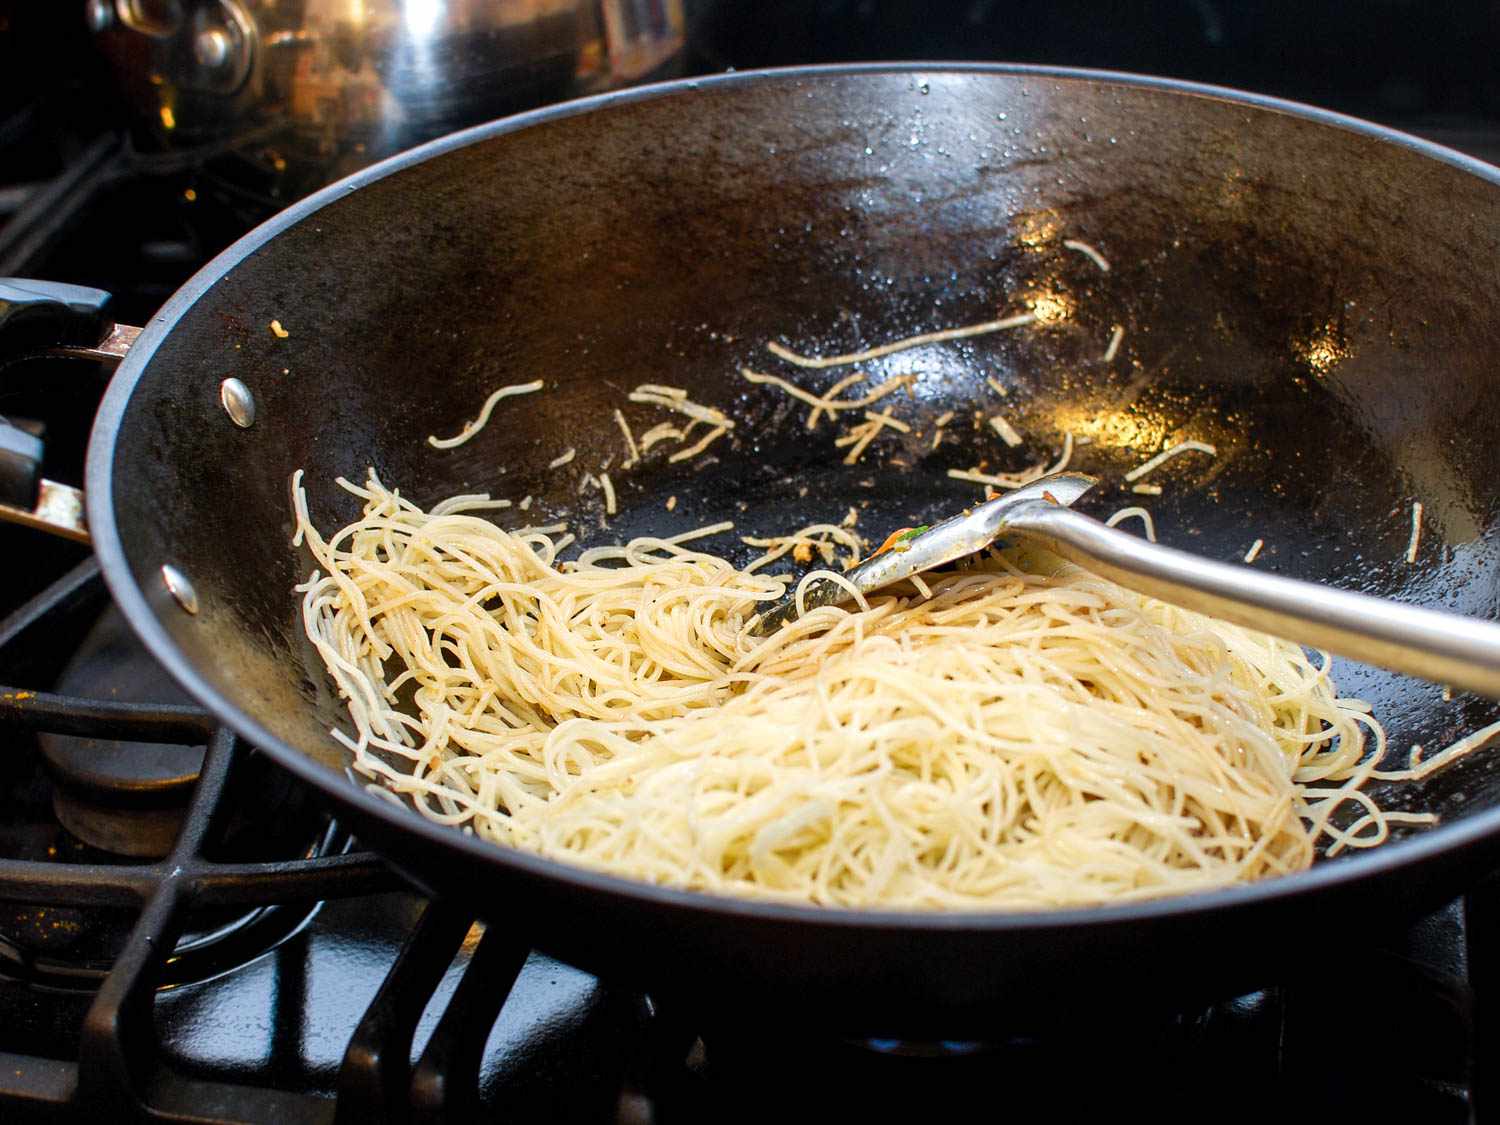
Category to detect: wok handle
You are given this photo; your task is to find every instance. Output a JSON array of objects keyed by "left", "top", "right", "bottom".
[
  {"left": 0, "top": 278, "right": 112, "bottom": 351},
  {"left": 0, "top": 278, "right": 140, "bottom": 545},
  {"left": 1004, "top": 502, "right": 1500, "bottom": 699}
]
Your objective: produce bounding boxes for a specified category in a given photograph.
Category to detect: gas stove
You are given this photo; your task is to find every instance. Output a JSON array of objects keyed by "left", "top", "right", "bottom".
[
  {"left": 5, "top": 3, "right": 1500, "bottom": 1121},
  {"left": 0, "top": 568, "right": 1490, "bottom": 1123},
  {"left": 0, "top": 563, "right": 1488, "bottom": 1123}
]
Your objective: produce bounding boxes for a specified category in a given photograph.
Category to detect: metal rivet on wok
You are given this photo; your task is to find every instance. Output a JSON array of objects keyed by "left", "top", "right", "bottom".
[
  {"left": 219, "top": 377, "right": 256, "bottom": 428},
  {"left": 161, "top": 565, "right": 199, "bottom": 615}
]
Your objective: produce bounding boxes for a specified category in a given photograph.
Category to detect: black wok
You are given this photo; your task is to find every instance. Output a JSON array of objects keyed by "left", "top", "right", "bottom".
[{"left": 9, "top": 63, "right": 1500, "bottom": 1036}]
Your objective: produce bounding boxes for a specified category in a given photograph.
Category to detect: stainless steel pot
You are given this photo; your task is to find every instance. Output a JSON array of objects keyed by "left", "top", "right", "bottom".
[{"left": 87, "top": 0, "right": 708, "bottom": 198}]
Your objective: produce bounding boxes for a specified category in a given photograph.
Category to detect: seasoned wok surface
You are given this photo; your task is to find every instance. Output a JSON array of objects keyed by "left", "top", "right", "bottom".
[
  {"left": 86, "top": 69, "right": 1500, "bottom": 1028},
  {"left": 117, "top": 71, "right": 1500, "bottom": 814}
]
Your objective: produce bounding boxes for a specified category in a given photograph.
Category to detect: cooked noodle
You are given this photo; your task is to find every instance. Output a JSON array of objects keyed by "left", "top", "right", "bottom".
[
  {"left": 1105, "top": 506, "right": 1157, "bottom": 542},
  {"left": 1125, "top": 440, "right": 1218, "bottom": 483},
  {"left": 292, "top": 470, "right": 1401, "bottom": 911},
  {"left": 947, "top": 433, "right": 1074, "bottom": 490},
  {"left": 1062, "top": 238, "right": 1111, "bottom": 272},
  {"left": 428, "top": 380, "right": 545, "bottom": 450},
  {"left": 1103, "top": 325, "right": 1125, "bottom": 362},
  {"left": 1406, "top": 502, "right": 1424, "bottom": 564},
  {"left": 767, "top": 313, "right": 1035, "bottom": 369}
]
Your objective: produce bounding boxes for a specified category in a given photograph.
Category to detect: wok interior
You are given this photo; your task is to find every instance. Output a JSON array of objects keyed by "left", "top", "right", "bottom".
[{"left": 110, "top": 70, "right": 1500, "bottom": 869}]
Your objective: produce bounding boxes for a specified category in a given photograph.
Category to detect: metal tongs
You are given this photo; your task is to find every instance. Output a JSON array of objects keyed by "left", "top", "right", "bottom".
[{"left": 750, "top": 471, "right": 1500, "bottom": 700}]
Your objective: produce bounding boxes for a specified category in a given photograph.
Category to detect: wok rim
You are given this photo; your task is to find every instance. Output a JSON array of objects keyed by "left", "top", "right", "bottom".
[{"left": 86, "top": 60, "right": 1500, "bottom": 936}]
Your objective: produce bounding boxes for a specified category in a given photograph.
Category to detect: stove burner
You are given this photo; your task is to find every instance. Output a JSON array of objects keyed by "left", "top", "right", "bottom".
[
  {"left": 0, "top": 567, "right": 365, "bottom": 989},
  {"left": 39, "top": 605, "right": 203, "bottom": 857},
  {"left": 0, "top": 835, "right": 334, "bottom": 992}
]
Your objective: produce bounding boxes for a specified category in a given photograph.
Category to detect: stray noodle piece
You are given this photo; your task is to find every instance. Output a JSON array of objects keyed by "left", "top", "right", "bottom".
[
  {"left": 946, "top": 433, "right": 1074, "bottom": 490},
  {"left": 989, "top": 414, "right": 1024, "bottom": 447},
  {"left": 1443, "top": 685, "right": 1453, "bottom": 702},
  {"left": 1105, "top": 506, "right": 1157, "bottom": 542},
  {"left": 548, "top": 448, "right": 577, "bottom": 469},
  {"left": 629, "top": 384, "right": 735, "bottom": 430},
  {"left": 666, "top": 495, "right": 677, "bottom": 511},
  {"left": 741, "top": 368, "right": 915, "bottom": 430},
  {"left": 1062, "top": 238, "right": 1111, "bottom": 272},
  {"left": 1244, "top": 538, "right": 1265, "bottom": 564},
  {"left": 837, "top": 409, "right": 907, "bottom": 466},
  {"left": 578, "top": 471, "right": 599, "bottom": 494},
  {"left": 1372, "top": 718, "right": 1500, "bottom": 782},
  {"left": 668, "top": 424, "right": 728, "bottom": 463},
  {"left": 613, "top": 410, "right": 640, "bottom": 468},
  {"left": 742, "top": 523, "right": 865, "bottom": 573},
  {"left": 837, "top": 420, "right": 880, "bottom": 466},
  {"left": 428, "top": 493, "right": 510, "bottom": 516},
  {"left": 1124, "top": 440, "right": 1218, "bottom": 483},
  {"left": 934, "top": 410, "right": 955, "bottom": 427},
  {"left": 519, "top": 495, "right": 532, "bottom": 511},
  {"left": 948, "top": 467, "right": 1015, "bottom": 487},
  {"left": 1406, "top": 501, "right": 1424, "bottom": 564},
  {"left": 1103, "top": 325, "right": 1125, "bottom": 362},
  {"left": 269, "top": 319, "right": 290, "bottom": 338},
  {"left": 864, "top": 409, "right": 910, "bottom": 434},
  {"left": 639, "top": 422, "right": 684, "bottom": 452},
  {"left": 910, "top": 573, "right": 933, "bottom": 599},
  {"left": 428, "top": 379, "right": 546, "bottom": 449},
  {"left": 1130, "top": 483, "right": 1162, "bottom": 496},
  {"left": 1325, "top": 809, "right": 1440, "bottom": 857},
  {"left": 740, "top": 368, "right": 828, "bottom": 411},
  {"left": 932, "top": 428, "right": 945, "bottom": 450},
  {"left": 986, "top": 376, "right": 1009, "bottom": 397},
  {"left": 1048, "top": 431, "right": 1076, "bottom": 474},
  {"left": 806, "top": 372, "right": 865, "bottom": 430},
  {"left": 670, "top": 520, "right": 736, "bottom": 542},
  {"left": 766, "top": 312, "right": 1036, "bottom": 369},
  {"left": 600, "top": 472, "right": 616, "bottom": 516}
]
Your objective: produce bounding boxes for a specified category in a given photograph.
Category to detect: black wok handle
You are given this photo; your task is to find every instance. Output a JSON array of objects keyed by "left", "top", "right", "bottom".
[
  {"left": 0, "top": 278, "right": 113, "bottom": 352},
  {"left": 0, "top": 278, "right": 140, "bottom": 545}
]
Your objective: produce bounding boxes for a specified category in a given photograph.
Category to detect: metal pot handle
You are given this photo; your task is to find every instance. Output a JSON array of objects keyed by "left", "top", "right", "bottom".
[{"left": 0, "top": 278, "right": 141, "bottom": 544}]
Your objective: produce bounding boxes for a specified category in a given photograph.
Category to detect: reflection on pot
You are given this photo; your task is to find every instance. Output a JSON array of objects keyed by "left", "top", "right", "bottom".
[{"left": 90, "top": 0, "right": 695, "bottom": 200}]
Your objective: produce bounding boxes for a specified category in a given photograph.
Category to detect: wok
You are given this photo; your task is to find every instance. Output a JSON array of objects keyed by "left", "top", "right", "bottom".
[{"left": 6, "top": 63, "right": 1500, "bottom": 1036}]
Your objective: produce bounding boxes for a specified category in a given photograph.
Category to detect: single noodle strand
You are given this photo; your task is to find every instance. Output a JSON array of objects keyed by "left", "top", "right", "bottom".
[
  {"left": 428, "top": 380, "right": 545, "bottom": 449},
  {"left": 1407, "top": 502, "right": 1424, "bottom": 564},
  {"left": 767, "top": 312, "right": 1036, "bottom": 369},
  {"left": 1062, "top": 239, "right": 1111, "bottom": 272},
  {"left": 1124, "top": 440, "right": 1218, "bottom": 483}
]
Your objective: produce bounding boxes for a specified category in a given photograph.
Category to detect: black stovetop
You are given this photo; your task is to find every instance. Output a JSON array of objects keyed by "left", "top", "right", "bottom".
[{"left": 4, "top": 3, "right": 1500, "bottom": 1120}]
